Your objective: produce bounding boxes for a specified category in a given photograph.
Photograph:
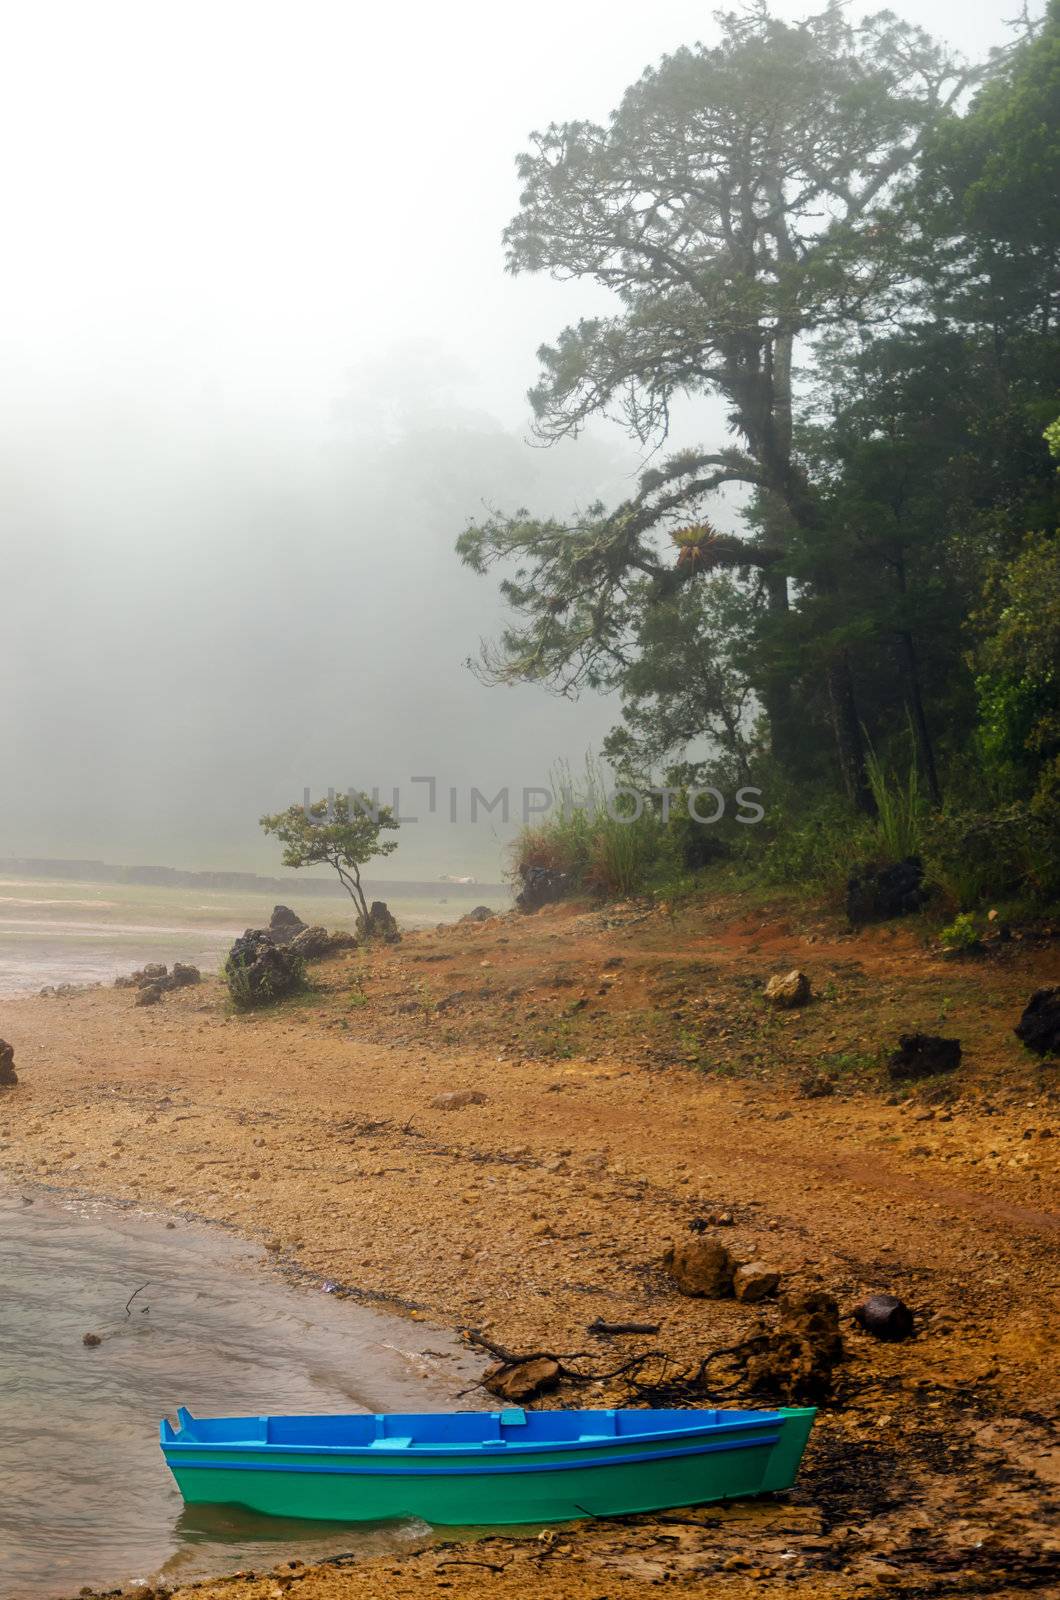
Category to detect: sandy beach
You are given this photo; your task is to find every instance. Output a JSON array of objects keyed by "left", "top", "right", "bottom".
[{"left": 1, "top": 894, "right": 1057, "bottom": 1599}]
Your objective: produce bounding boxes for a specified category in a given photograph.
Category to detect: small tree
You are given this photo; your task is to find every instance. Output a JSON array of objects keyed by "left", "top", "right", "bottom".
[{"left": 260, "top": 792, "right": 399, "bottom": 934}]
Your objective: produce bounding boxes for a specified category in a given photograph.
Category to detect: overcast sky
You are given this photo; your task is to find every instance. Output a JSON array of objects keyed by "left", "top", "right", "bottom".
[{"left": 0, "top": 0, "right": 1020, "bottom": 878}]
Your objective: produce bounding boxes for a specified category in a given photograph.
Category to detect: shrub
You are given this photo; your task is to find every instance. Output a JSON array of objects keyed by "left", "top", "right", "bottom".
[
  {"left": 939, "top": 912, "right": 981, "bottom": 952},
  {"left": 222, "top": 932, "right": 306, "bottom": 1010},
  {"left": 923, "top": 802, "right": 1060, "bottom": 911}
]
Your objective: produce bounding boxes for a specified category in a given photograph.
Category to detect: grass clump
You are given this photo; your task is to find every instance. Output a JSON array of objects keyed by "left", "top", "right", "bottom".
[{"left": 513, "top": 759, "right": 672, "bottom": 899}]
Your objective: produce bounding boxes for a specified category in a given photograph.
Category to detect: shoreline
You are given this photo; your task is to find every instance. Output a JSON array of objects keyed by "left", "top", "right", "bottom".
[{"left": 1, "top": 894, "right": 1057, "bottom": 1598}]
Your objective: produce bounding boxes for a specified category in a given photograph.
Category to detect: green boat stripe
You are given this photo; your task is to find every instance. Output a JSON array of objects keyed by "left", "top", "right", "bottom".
[{"left": 166, "top": 1432, "right": 781, "bottom": 1478}]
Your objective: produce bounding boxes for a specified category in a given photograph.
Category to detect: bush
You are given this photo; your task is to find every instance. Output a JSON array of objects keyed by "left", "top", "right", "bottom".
[
  {"left": 939, "top": 911, "right": 982, "bottom": 951},
  {"left": 222, "top": 931, "right": 306, "bottom": 1010},
  {"left": 923, "top": 802, "right": 1060, "bottom": 911}
]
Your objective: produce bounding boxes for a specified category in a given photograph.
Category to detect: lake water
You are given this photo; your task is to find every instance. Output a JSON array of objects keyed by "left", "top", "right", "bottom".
[
  {"left": 0, "top": 1190, "right": 482, "bottom": 1598},
  {"left": 0, "top": 878, "right": 491, "bottom": 998}
]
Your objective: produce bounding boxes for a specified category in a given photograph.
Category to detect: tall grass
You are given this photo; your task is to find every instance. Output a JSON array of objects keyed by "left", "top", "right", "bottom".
[
  {"left": 513, "top": 757, "right": 669, "bottom": 898},
  {"left": 864, "top": 740, "right": 924, "bottom": 860}
]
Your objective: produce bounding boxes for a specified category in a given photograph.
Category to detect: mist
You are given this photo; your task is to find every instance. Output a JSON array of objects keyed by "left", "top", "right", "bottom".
[{"left": 0, "top": 0, "right": 1018, "bottom": 880}]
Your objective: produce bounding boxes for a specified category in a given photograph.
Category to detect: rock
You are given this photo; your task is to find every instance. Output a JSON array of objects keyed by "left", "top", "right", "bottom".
[
  {"left": 483, "top": 1357, "right": 560, "bottom": 1402},
  {"left": 846, "top": 856, "right": 928, "bottom": 924},
  {"left": 781, "top": 1288, "right": 844, "bottom": 1363},
  {"left": 734, "top": 1262, "right": 781, "bottom": 1303},
  {"left": 288, "top": 926, "right": 358, "bottom": 960},
  {"left": 515, "top": 866, "right": 570, "bottom": 913},
  {"left": 82, "top": 1332, "right": 102, "bottom": 1347},
  {"left": 113, "top": 974, "right": 137, "bottom": 989},
  {"left": 764, "top": 970, "right": 811, "bottom": 1008},
  {"left": 690, "top": 1211, "right": 734, "bottom": 1230},
  {"left": 854, "top": 1293, "right": 915, "bottom": 1341},
  {"left": 460, "top": 905, "right": 495, "bottom": 924},
  {"left": 169, "top": 962, "right": 201, "bottom": 988},
  {"left": 135, "top": 983, "right": 165, "bottom": 1006},
  {"left": 663, "top": 1237, "right": 735, "bottom": 1297},
  {"left": 142, "top": 963, "right": 168, "bottom": 981},
  {"left": 744, "top": 1289, "right": 843, "bottom": 1403},
  {"left": 223, "top": 929, "right": 304, "bottom": 1008},
  {"left": 1014, "top": 987, "right": 1060, "bottom": 1057},
  {"left": 288, "top": 926, "right": 333, "bottom": 960},
  {"left": 0, "top": 1038, "right": 17, "bottom": 1088},
  {"left": 430, "top": 1090, "right": 488, "bottom": 1110},
  {"left": 797, "top": 1071, "right": 835, "bottom": 1098},
  {"left": 887, "top": 1032, "right": 961, "bottom": 1081},
  {"left": 359, "top": 901, "right": 401, "bottom": 942},
  {"left": 269, "top": 905, "right": 308, "bottom": 944}
]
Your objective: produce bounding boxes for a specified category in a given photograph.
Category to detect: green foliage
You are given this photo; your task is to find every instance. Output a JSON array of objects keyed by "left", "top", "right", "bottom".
[
  {"left": 972, "top": 529, "right": 1060, "bottom": 790},
  {"left": 736, "top": 788, "right": 876, "bottom": 892},
  {"left": 939, "top": 912, "right": 982, "bottom": 951},
  {"left": 922, "top": 801, "right": 1060, "bottom": 911},
  {"left": 260, "top": 792, "right": 399, "bottom": 932}
]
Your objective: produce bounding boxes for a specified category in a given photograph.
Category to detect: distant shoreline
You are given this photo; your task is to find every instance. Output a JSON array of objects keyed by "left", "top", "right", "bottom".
[{"left": 0, "top": 857, "right": 508, "bottom": 901}]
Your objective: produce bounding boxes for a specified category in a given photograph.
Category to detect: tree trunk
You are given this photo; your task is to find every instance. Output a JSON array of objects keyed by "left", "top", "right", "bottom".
[
  {"left": 828, "top": 651, "right": 876, "bottom": 815},
  {"left": 764, "top": 570, "right": 799, "bottom": 772},
  {"left": 899, "top": 630, "right": 942, "bottom": 807}
]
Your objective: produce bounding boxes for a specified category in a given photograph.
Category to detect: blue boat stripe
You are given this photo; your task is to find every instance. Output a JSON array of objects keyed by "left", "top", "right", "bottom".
[
  {"left": 163, "top": 1414, "right": 785, "bottom": 1459},
  {"left": 165, "top": 1432, "right": 781, "bottom": 1479}
]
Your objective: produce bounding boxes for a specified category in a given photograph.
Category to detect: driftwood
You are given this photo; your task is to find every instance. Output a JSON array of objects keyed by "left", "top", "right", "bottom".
[
  {"left": 459, "top": 1326, "right": 753, "bottom": 1404},
  {"left": 587, "top": 1318, "right": 661, "bottom": 1336},
  {"left": 124, "top": 1283, "right": 149, "bottom": 1317}
]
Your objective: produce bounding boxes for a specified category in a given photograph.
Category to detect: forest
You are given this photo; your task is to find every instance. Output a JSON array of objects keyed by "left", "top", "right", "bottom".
[{"left": 459, "top": 1, "right": 1060, "bottom": 920}]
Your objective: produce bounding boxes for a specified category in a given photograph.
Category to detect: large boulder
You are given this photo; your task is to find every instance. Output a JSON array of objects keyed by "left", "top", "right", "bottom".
[
  {"left": 483, "top": 1357, "right": 560, "bottom": 1403},
  {"left": 431, "top": 1089, "right": 488, "bottom": 1110},
  {"left": 744, "top": 1289, "right": 844, "bottom": 1404},
  {"left": 1014, "top": 987, "right": 1060, "bottom": 1057},
  {"left": 135, "top": 983, "right": 164, "bottom": 1007},
  {"left": 887, "top": 1031, "right": 961, "bottom": 1081},
  {"left": 854, "top": 1293, "right": 915, "bottom": 1341},
  {"left": 288, "top": 926, "right": 333, "bottom": 960},
  {"left": 288, "top": 926, "right": 358, "bottom": 961},
  {"left": 269, "top": 905, "right": 308, "bottom": 944},
  {"left": 515, "top": 866, "right": 570, "bottom": 913},
  {"left": 0, "top": 1039, "right": 17, "bottom": 1088},
  {"left": 846, "top": 857, "right": 928, "bottom": 925},
  {"left": 223, "top": 929, "right": 304, "bottom": 1008},
  {"left": 168, "top": 962, "right": 201, "bottom": 989},
  {"left": 734, "top": 1262, "right": 781, "bottom": 1303},
  {"left": 359, "top": 901, "right": 401, "bottom": 942},
  {"left": 460, "top": 905, "right": 495, "bottom": 925},
  {"left": 663, "top": 1237, "right": 736, "bottom": 1298},
  {"left": 764, "top": 970, "right": 811, "bottom": 1008}
]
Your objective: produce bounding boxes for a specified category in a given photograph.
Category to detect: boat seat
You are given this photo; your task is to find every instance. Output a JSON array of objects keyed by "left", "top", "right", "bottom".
[{"left": 371, "top": 1436, "right": 413, "bottom": 1449}]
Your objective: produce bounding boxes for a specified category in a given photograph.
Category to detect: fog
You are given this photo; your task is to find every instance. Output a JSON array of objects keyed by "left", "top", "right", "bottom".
[{"left": 0, "top": 0, "right": 1016, "bottom": 879}]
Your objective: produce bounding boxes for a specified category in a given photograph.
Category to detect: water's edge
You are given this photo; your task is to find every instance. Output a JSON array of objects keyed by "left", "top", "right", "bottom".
[{"left": 0, "top": 1185, "right": 483, "bottom": 1600}]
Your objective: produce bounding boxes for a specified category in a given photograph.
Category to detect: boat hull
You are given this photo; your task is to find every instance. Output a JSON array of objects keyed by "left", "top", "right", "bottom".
[{"left": 162, "top": 1409, "right": 815, "bottom": 1525}]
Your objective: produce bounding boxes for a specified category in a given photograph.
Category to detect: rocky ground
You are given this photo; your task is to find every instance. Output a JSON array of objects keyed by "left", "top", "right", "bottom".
[{"left": 0, "top": 890, "right": 1057, "bottom": 1599}]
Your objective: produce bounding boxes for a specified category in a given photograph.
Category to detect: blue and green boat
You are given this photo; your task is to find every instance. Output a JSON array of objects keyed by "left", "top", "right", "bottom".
[{"left": 160, "top": 1405, "right": 816, "bottom": 1524}]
